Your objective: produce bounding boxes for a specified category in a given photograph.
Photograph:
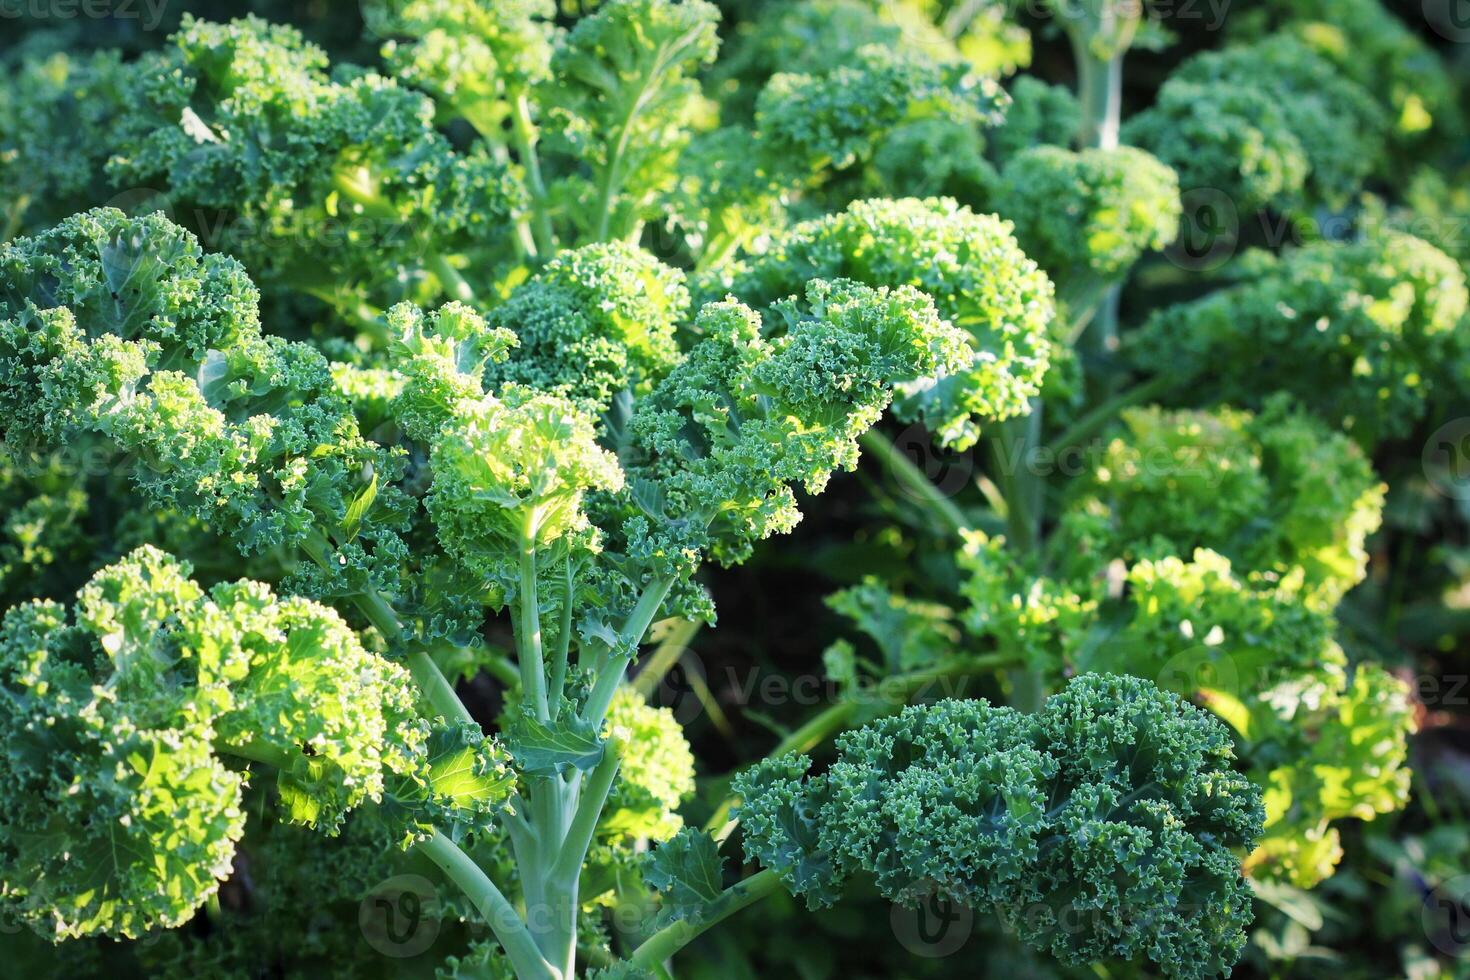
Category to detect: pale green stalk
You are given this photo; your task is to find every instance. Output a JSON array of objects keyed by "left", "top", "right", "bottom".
[
  {"left": 632, "top": 618, "right": 702, "bottom": 699},
  {"left": 518, "top": 524, "right": 550, "bottom": 721},
  {"left": 510, "top": 91, "right": 556, "bottom": 258},
  {"left": 299, "top": 529, "right": 473, "bottom": 726},
  {"left": 858, "top": 430, "right": 971, "bottom": 538},
  {"left": 629, "top": 870, "right": 783, "bottom": 969},
  {"left": 419, "top": 831, "right": 560, "bottom": 980}
]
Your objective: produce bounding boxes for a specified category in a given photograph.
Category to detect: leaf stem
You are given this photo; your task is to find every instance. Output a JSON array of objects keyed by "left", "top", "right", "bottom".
[
  {"left": 418, "top": 830, "right": 559, "bottom": 980},
  {"left": 991, "top": 407, "right": 1042, "bottom": 553},
  {"left": 518, "top": 532, "right": 550, "bottom": 721},
  {"left": 551, "top": 740, "right": 623, "bottom": 883},
  {"left": 582, "top": 575, "right": 677, "bottom": 727},
  {"left": 299, "top": 529, "right": 473, "bottom": 725},
  {"left": 1045, "top": 374, "right": 1175, "bottom": 457},
  {"left": 478, "top": 649, "right": 523, "bottom": 690},
  {"left": 406, "top": 649, "right": 476, "bottom": 726},
  {"left": 426, "top": 253, "right": 476, "bottom": 306},
  {"left": 628, "top": 869, "right": 783, "bottom": 969},
  {"left": 510, "top": 91, "right": 556, "bottom": 258},
  {"left": 859, "top": 430, "right": 970, "bottom": 537},
  {"left": 632, "top": 618, "right": 702, "bottom": 698},
  {"left": 1064, "top": 0, "right": 1137, "bottom": 152},
  {"left": 548, "top": 558, "right": 576, "bottom": 720}
]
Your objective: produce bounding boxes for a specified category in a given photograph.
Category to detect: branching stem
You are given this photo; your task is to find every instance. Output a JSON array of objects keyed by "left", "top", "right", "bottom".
[
  {"left": 418, "top": 831, "right": 559, "bottom": 980},
  {"left": 859, "top": 430, "right": 970, "bottom": 538},
  {"left": 629, "top": 869, "right": 783, "bottom": 969}
]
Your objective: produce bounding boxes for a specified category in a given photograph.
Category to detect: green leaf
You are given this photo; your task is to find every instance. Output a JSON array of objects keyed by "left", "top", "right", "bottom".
[
  {"left": 644, "top": 828, "right": 726, "bottom": 925},
  {"left": 1249, "top": 879, "right": 1326, "bottom": 931},
  {"left": 379, "top": 722, "right": 517, "bottom": 847},
  {"left": 422, "top": 725, "right": 516, "bottom": 811},
  {"left": 341, "top": 469, "right": 378, "bottom": 542},
  {"left": 505, "top": 707, "right": 606, "bottom": 776}
]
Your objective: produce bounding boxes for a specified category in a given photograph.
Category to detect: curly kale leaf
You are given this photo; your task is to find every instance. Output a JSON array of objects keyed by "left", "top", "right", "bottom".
[
  {"left": 995, "top": 145, "right": 1180, "bottom": 299},
  {"left": 735, "top": 674, "right": 1263, "bottom": 979},
  {"left": 1131, "top": 232, "right": 1469, "bottom": 444},
  {"left": 0, "top": 547, "right": 435, "bottom": 939},
  {"left": 488, "top": 242, "right": 689, "bottom": 413},
  {"left": 1123, "top": 36, "right": 1386, "bottom": 214},
  {"left": 708, "top": 197, "right": 1054, "bottom": 448},
  {"left": 1056, "top": 401, "right": 1386, "bottom": 607},
  {"left": 616, "top": 279, "right": 971, "bottom": 574}
]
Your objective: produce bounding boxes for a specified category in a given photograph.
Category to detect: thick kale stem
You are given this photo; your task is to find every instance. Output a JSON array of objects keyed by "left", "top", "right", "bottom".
[
  {"left": 548, "top": 558, "right": 576, "bottom": 721},
  {"left": 551, "top": 742, "right": 623, "bottom": 884},
  {"left": 858, "top": 430, "right": 970, "bottom": 538},
  {"left": 768, "top": 701, "right": 857, "bottom": 761},
  {"left": 348, "top": 585, "right": 472, "bottom": 725},
  {"left": 583, "top": 652, "right": 633, "bottom": 731},
  {"left": 628, "top": 869, "right": 783, "bottom": 969},
  {"left": 623, "top": 574, "right": 678, "bottom": 645},
  {"left": 527, "top": 747, "right": 620, "bottom": 979},
  {"left": 990, "top": 407, "right": 1043, "bottom": 554},
  {"left": 523, "top": 775, "right": 573, "bottom": 965},
  {"left": 426, "top": 253, "right": 476, "bottom": 306},
  {"left": 418, "top": 831, "right": 560, "bottom": 980},
  {"left": 581, "top": 574, "right": 678, "bottom": 728},
  {"left": 476, "top": 649, "right": 523, "bottom": 690},
  {"left": 1064, "top": 1, "right": 1139, "bottom": 357},
  {"left": 407, "top": 649, "right": 476, "bottom": 726},
  {"left": 1063, "top": 0, "right": 1138, "bottom": 152},
  {"left": 518, "top": 530, "right": 551, "bottom": 722},
  {"left": 511, "top": 91, "right": 556, "bottom": 259},
  {"left": 1071, "top": 31, "right": 1126, "bottom": 152}
]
